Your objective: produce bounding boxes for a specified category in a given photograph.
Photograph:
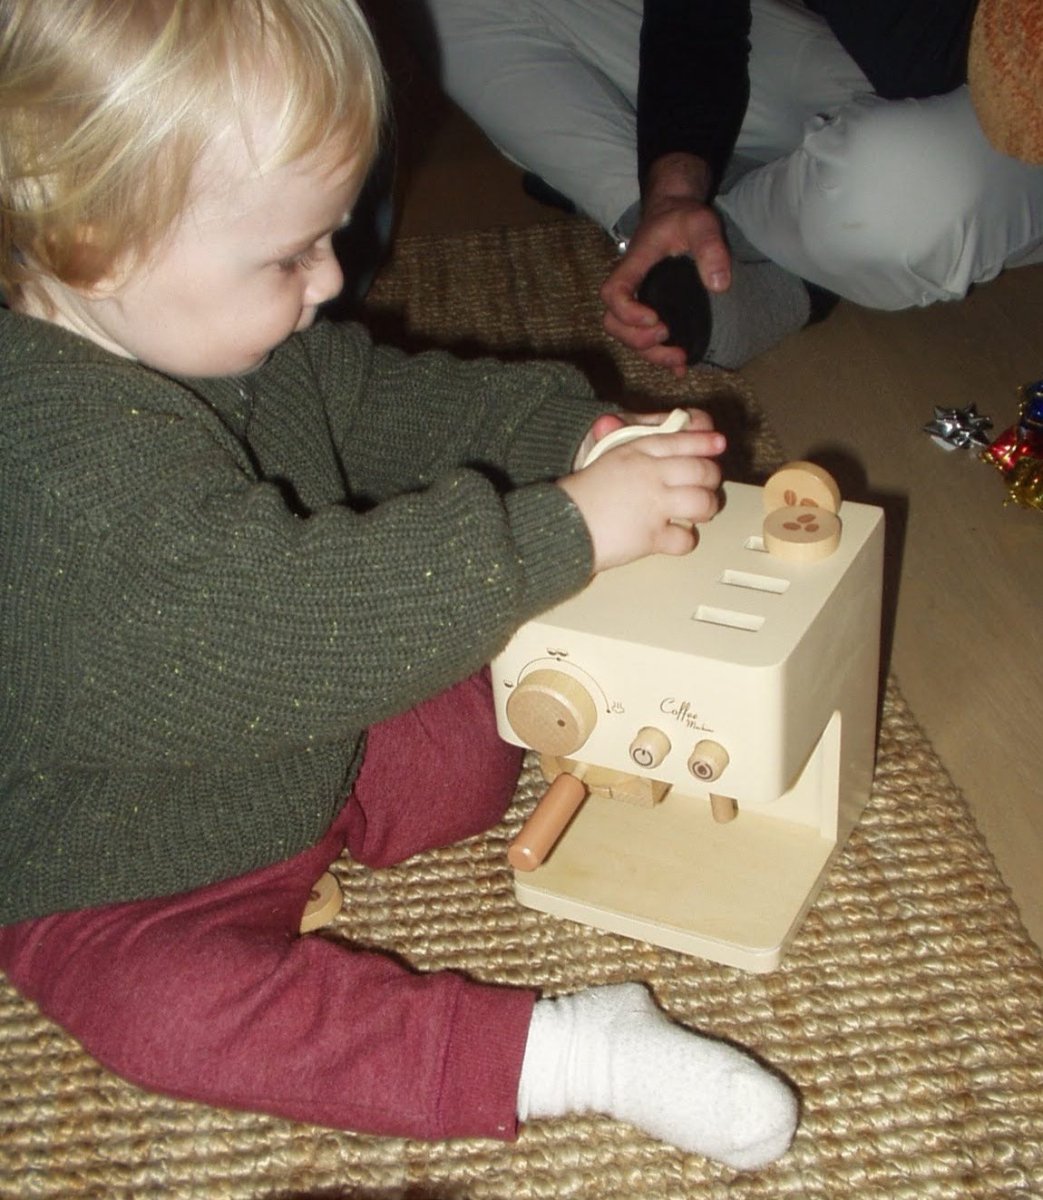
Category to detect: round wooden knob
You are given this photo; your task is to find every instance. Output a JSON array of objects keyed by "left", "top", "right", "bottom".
[
  {"left": 688, "top": 739, "right": 730, "bottom": 782},
  {"left": 505, "top": 668, "right": 598, "bottom": 755},
  {"left": 629, "top": 726, "right": 672, "bottom": 769}
]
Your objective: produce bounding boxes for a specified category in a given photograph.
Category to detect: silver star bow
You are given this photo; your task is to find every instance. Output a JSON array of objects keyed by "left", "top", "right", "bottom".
[{"left": 923, "top": 403, "right": 993, "bottom": 450}]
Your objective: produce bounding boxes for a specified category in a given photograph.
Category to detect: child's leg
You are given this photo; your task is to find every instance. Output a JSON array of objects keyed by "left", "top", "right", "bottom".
[
  {"left": 344, "top": 667, "right": 524, "bottom": 866},
  {"left": 347, "top": 672, "right": 799, "bottom": 1168},
  {"left": 0, "top": 854, "right": 535, "bottom": 1139},
  {"left": 0, "top": 670, "right": 533, "bottom": 1141},
  {"left": 0, "top": 670, "right": 798, "bottom": 1165}
]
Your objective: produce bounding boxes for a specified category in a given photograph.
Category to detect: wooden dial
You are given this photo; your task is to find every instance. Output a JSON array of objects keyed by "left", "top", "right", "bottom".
[{"left": 505, "top": 668, "right": 598, "bottom": 755}]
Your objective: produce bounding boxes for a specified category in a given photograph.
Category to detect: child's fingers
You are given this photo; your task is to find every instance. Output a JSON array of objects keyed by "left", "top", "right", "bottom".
[
  {"left": 682, "top": 407, "right": 716, "bottom": 433},
  {"left": 591, "top": 413, "right": 626, "bottom": 439},
  {"left": 652, "top": 519, "right": 700, "bottom": 556},
  {"left": 641, "top": 464, "right": 721, "bottom": 539},
  {"left": 631, "top": 429, "right": 726, "bottom": 462},
  {"left": 656, "top": 454, "right": 722, "bottom": 493},
  {"left": 669, "top": 480, "right": 721, "bottom": 526}
]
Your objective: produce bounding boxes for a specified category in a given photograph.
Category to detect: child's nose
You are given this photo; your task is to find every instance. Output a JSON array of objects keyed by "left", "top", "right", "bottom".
[{"left": 305, "top": 249, "right": 344, "bottom": 306}]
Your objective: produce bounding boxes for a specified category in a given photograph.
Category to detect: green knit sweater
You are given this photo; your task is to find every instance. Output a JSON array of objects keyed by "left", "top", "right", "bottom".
[{"left": 0, "top": 309, "right": 602, "bottom": 923}]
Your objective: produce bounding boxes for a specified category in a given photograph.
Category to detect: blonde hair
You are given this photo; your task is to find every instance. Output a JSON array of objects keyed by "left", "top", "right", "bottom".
[{"left": 0, "top": 0, "right": 387, "bottom": 300}]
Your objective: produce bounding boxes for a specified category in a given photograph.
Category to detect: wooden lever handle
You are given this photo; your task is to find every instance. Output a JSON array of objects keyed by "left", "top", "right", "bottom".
[{"left": 508, "top": 768, "right": 588, "bottom": 871}]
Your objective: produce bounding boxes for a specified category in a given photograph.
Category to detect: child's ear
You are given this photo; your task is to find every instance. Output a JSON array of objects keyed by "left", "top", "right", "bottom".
[{"left": 35, "top": 224, "right": 131, "bottom": 296}]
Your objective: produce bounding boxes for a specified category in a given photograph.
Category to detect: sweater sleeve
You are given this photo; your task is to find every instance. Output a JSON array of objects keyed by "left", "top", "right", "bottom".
[
  {"left": 12, "top": 346, "right": 601, "bottom": 771},
  {"left": 637, "top": 0, "right": 752, "bottom": 195},
  {"left": 293, "top": 319, "right": 607, "bottom": 501}
]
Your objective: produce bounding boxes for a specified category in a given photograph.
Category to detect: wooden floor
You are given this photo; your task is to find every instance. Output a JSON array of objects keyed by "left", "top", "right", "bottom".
[{"left": 384, "top": 59, "right": 1043, "bottom": 952}]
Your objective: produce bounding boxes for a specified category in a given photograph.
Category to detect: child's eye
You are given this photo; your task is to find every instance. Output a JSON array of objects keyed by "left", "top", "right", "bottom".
[{"left": 278, "top": 250, "right": 317, "bottom": 273}]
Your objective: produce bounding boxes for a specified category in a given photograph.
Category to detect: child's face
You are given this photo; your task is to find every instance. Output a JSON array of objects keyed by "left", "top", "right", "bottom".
[{"left": 40, "top": 114, "right": 365, "bottom": 378}]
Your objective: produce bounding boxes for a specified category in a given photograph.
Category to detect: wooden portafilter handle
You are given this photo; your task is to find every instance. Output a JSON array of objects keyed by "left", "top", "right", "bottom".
[{"left": 508, "top": 767, "right": 588, "bottom": 872}]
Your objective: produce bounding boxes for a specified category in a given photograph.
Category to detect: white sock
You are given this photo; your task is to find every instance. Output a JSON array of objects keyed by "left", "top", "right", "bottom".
[{"left": 516, "top": 983, "right": 798, "bottom": 1170}]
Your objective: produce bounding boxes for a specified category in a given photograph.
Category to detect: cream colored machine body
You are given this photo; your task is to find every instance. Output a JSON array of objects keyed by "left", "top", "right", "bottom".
[{"left": 491, "top": 476, "right": 885, "bottom": 972}]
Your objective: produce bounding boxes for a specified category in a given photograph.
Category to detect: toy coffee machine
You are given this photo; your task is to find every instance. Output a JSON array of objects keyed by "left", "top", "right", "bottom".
[{"left": 492, "top": 427, "right": 884, "bottom": 972}]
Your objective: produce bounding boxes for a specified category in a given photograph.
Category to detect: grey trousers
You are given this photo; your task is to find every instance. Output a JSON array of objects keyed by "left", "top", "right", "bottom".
[{"left": 421, "top": 0, "right": 1043, "bottom": 307}]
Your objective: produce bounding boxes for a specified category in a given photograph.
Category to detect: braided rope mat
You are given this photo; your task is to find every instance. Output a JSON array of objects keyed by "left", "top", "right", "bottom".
[{"left": 3, "top": 221, "right": 1042, "bottom": 1199}]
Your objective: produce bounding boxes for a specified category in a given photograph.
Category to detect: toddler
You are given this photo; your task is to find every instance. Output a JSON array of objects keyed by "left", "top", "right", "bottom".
[{"left": 0, "top": 0, "right": 797, "bottom": 1170}]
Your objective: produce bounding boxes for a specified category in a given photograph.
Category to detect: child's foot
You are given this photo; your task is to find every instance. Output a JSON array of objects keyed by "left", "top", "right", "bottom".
[{"left": 517, "top": 982, "right": 798, "bottom": 1170}]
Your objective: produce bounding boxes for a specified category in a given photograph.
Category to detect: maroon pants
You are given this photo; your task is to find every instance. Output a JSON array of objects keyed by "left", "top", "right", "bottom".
[{"left": 0, "top": 670, "right": 533, "bottom": 1141}]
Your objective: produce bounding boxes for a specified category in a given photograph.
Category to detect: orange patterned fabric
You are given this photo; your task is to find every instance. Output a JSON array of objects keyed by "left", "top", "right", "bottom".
[{"left": 969, "top": 0, "right": 1043, "bottom": 163}]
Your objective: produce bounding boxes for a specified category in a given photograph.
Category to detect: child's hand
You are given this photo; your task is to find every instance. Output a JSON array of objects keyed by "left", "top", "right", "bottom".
[
  {"left": 571, "top": 407, "right": 718, "bottom": 470},
  {"left": 560, "top": 409, "right": 724, "bottom": 572}
]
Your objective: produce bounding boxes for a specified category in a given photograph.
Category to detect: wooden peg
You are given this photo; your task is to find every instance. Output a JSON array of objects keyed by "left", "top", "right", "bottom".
[
  {"left": 508, "top": 765, "right": 589, "bottom": 872},
  {"left": 539, "top": 755, "right": 670, "bottom": 808},
  {"left": 299, "top": 871, "right": 342, "bottom": 933},
  {"left": 709, "top": 793, "right": 739, "bottom": 823}
]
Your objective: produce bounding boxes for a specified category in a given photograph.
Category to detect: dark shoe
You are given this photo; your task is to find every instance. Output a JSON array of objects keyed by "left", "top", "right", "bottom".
[
  {"left": 804, "top": 281, "right": 840, "bottom": 325},
  {"left": 521, "top": 172, "right": 577, "bottom": 215}
]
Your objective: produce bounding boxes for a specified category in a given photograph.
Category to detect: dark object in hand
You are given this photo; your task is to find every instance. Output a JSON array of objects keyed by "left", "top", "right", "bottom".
[{"left": 636, "top": 254, "right": 712, "bottom": 365}]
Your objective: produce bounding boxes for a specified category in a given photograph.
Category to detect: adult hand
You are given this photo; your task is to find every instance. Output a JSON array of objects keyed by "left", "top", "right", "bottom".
[{"left": 600, "top": 153, "right": 732, "bottom": 377}]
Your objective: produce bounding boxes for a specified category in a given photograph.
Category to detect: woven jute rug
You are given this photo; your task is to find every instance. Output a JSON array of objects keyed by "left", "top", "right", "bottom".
[{"left": 3, "top": 220, "right": 1042, "bottom": 1199}]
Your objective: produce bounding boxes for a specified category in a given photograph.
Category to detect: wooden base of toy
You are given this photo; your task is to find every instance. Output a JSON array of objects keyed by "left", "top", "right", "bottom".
[{"left": 513, "top": 788, "right": 835, "bottom": 973}]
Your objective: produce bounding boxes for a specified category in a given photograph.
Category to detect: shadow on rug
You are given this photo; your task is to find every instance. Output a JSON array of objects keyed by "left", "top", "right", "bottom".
[{"left": 2, "top": 221, "right": 1041, "bottom": 1200}]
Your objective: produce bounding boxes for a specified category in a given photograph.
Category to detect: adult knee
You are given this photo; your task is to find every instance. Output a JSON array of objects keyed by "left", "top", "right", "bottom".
[{"left": 794, "top": 98, "right": 993, "bottom": 306}]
